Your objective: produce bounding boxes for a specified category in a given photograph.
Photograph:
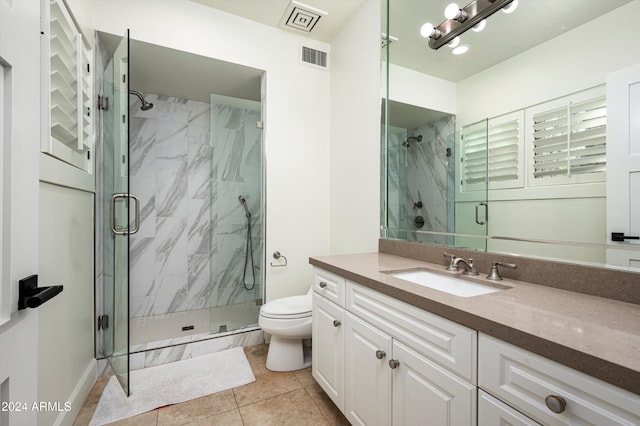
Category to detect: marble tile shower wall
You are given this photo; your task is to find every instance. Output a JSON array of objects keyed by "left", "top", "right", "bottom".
[
  {"left": 210, "top": 101, "right": 263, "bottom": 309},
  {"left": 384, "top": 117, "right": 455, "bottom": 245},
  {"left": 407, "top": 115, "right": 455, "bottom": 245},
  {"left": 384, "top": 126, "right": 408, "bottom": 240},
  {"left": 128, "top": 94, "right": 263, "bottom": 319}
]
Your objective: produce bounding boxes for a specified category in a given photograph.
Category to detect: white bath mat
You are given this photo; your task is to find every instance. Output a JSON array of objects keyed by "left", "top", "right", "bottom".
[{"left": 90, "top": 347, "right": 255, "bottom": 425}]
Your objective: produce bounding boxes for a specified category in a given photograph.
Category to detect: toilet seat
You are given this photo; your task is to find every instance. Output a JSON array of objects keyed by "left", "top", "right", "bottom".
[{"left": 260, "top": 295, "right": 311, "bottom": 319}]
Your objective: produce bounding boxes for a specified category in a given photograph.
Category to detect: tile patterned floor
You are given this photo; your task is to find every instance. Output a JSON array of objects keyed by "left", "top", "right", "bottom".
[{"left": 73, "top": 344, "right": 350, "bottom": 426}]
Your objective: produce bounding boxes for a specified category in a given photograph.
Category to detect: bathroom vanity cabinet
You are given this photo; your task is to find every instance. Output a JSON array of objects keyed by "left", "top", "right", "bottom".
[
  {"left": 312, "top": 267, "right": 477, "bottom": 426},
  {"left": 311, "top": 265, "right": 640, "bottom": 426}
]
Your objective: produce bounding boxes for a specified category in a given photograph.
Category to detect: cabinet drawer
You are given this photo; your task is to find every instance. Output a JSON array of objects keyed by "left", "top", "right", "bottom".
[
  {"left": 478, "top": 390, "right": 541, "bottom": 426},
  {"left": 313, "top": 267, "right": 345, "bottom": 307},
  {"left": 479, "top": 333, "right": 640, "bottom": 426},
  {"left": 346, "top": 281, "right": 477, "bottom": 383}
]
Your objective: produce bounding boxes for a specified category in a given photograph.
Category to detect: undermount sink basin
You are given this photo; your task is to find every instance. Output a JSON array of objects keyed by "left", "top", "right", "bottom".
[{"left": 385, "top": 268, "right": 506, "bottom": 297}]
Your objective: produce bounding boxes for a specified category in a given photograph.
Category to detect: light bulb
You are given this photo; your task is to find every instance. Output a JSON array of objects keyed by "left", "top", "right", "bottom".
[
  {"left": 420, "top": 22, "right": 439, "bottom": 39},
  {"left": 444, "top": 3, "right": 460, "bottom": 20},
  {"left": 444, "top": 2, "right": 467, "bottom": 22},
  {"left": 472, "top": 20, "right": 486, "bottom": 32},
  {"left": 502, "top": 0, "right": 518, "bottom": 14},
  {"left": 452, "top": 44, "right": 469, "bottom": 55},
  {"left": 448, "top": 37, "right": 460, "bottom": 48}
]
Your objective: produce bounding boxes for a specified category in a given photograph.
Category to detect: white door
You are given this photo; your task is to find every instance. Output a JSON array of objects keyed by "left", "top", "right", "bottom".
[
  {"left": 391, "top": 341, "right": 476, "bottom": 426},
  {"left": 607, "top": 64, "right": 640, "bottom": 269},
  {"left": 311, "top": 294, "right": 345, "bottom": 411},
  {"left": 0, "top": 1, "right": 41, "bottom": 425},
  {"left": 344, "top": 313, "right": 392, "bottom": 426}
]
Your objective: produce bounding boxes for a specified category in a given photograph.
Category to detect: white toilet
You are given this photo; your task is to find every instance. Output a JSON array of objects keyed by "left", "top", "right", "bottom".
[{"left": 258, "top": 289, "right": 312, "bottom": 371}]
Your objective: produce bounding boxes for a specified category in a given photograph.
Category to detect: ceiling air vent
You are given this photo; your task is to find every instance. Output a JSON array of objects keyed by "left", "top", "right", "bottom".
[
  {"left": 280, "top": 1, "right": 327, "bottom": 34},
  {"left": 301, "top": 46, "right": 328, "bottom": 69}
]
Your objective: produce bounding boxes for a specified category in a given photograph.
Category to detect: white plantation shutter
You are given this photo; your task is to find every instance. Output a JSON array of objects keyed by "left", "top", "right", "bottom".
[
  {"left": 461, "top": 120, "right": 488, "bottom": 192},
  {"left": 528, "top": 86, "right": 606, "bottom": 186},
  {"left": 461, "top": 111, "right": 524, "bottom": 192},
  {"left": 487, "top": 110, "right": 524, "bottom": 189},
  {"left": 42, "top": 0, "right": 93, "bottom": 172}
]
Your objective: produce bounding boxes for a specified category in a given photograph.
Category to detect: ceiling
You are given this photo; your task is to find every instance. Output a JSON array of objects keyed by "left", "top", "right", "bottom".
[
  {"left": 100, "top": 0, "right": 634, "bottom": 104},
  {"left": 385, "top": 0, "right": 634, "bottom": 82},
  {"left": 190, "top": 0, "right": 367, "bottom": 42}
]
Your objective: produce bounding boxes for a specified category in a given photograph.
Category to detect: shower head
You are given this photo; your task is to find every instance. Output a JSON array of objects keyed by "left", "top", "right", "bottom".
[
  {"left": 404, "top": 134, "right": 423, "bottom": 147},
  {"left": 129, "top": 89, "right": 154, "bottom": 111}
]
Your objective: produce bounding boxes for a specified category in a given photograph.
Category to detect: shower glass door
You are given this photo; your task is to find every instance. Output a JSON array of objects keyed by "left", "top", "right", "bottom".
[
  {"left": 209, "top": 94, "right": 264, "bottom": 334},
  {"left": 454, "top": 119, "right": 489, "bottom": 250},
  {"left": 102, "top": 30, "right": 131, "bottom": 396}
]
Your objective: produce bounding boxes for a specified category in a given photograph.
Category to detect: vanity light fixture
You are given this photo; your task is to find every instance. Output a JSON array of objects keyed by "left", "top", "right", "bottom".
[
  {"left": 421, "top": 0, "right": 516, "bottom": 50},
  {"left": 420, "top": 22, "right": 441, "bottom": 39},
  {"left": 444, "top": 3, "right": 467, "bottom": 22}
]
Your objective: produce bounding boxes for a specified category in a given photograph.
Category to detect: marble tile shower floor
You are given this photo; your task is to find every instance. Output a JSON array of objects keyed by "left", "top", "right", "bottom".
[{"left": 74, "top": 344, "right": 350, "bottom": 426}]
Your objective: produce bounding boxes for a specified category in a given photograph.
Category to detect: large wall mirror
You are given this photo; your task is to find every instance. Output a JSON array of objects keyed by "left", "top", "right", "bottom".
[{"left": 381, "top": 0, "right": 640, "bottom": 272}]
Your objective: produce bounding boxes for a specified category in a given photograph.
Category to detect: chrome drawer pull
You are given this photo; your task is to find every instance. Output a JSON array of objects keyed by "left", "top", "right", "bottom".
[
  {"left": 388, "top": 359, "right": 400, "bottom": 369},
  {"left": 333, "top": 319, "right": 341, "bottom": 327},
  {"left": 545, "top": 395, "right": 566, "bottom": 414},
  {"left": 319, "top": 281, "right": 327, "bottom": 288},
  {"left": 375, "top": 350, "right": 386, "bottom": 360}
]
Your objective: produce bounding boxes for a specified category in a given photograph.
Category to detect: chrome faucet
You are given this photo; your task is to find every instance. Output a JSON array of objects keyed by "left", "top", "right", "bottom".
[{"left": 443, "top": 252, "right": 479, "bottom": 276}]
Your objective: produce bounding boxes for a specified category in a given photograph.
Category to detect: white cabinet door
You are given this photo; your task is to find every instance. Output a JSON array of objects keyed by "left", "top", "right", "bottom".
[
  {"left": 392, "top": 341, "right": 476, "bottom": 426},
  {"left": 312, "top": 293, "right": 345, "bottom": 410},
  {"left": 345, "top": 312, "right": 392, "bottom": 426},
  {"left": 478, "top": 390, "right": 541, "bottom": 426}
]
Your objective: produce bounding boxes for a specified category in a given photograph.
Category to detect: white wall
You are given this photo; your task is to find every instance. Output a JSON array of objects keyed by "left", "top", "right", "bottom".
[
  {"left": 387, "top": 63, "right": 456, "bottom": 114},
  {"left": 456, "top": 0, "right": 640, "bottom": 126},
  {"left": 93, "top": 0, "right": 331, "bottom": 301},
  {"left": 38, "top": 175, "right": 95, "bottom": 426},
  {"left": 329, "top": 0, "right": 381, "bottom": 254}
]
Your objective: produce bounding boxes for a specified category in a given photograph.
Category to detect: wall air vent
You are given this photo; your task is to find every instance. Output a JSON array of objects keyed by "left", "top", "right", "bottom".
[
  {"left": 280, "top": 1, "right": 327, "bottom": 33},
  {"left": 301, "top": 46, "right": 328, "bottom": 68}
]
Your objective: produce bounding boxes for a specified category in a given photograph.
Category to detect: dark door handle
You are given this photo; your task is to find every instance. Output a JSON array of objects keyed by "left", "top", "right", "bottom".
[
  {"left": 611, "top": 232, "right": 640, "bottom": 242},
  {"left": 18, "top": 275, "right": 63, "bottom": 310}
]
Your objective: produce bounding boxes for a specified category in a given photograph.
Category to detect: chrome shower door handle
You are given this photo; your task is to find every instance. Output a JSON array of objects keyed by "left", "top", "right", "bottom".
[
  {"left": 110, "top": 193, "right": 140, "bottom": 236},
  {"left": 475, "top": 202, "right": 488, "bottom": 225}
]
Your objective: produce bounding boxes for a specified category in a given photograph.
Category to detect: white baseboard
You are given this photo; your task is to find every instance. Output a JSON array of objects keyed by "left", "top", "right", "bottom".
[{"left": 54, "top": 359, "right": 97, "bottom": 426}]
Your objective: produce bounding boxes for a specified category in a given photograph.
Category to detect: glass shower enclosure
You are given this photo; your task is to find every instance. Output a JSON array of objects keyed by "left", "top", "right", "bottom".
[{"left": 96, "top": 33, "right": 265, "bottom": 396}]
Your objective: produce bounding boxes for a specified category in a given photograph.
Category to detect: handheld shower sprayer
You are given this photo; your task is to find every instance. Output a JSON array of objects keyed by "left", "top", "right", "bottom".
[
  {"left": 238, "top": 195, "right": 255, "bottom": 291},
  {"left": 238, "top": 195, "right": 251, "bottom": 218}
]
